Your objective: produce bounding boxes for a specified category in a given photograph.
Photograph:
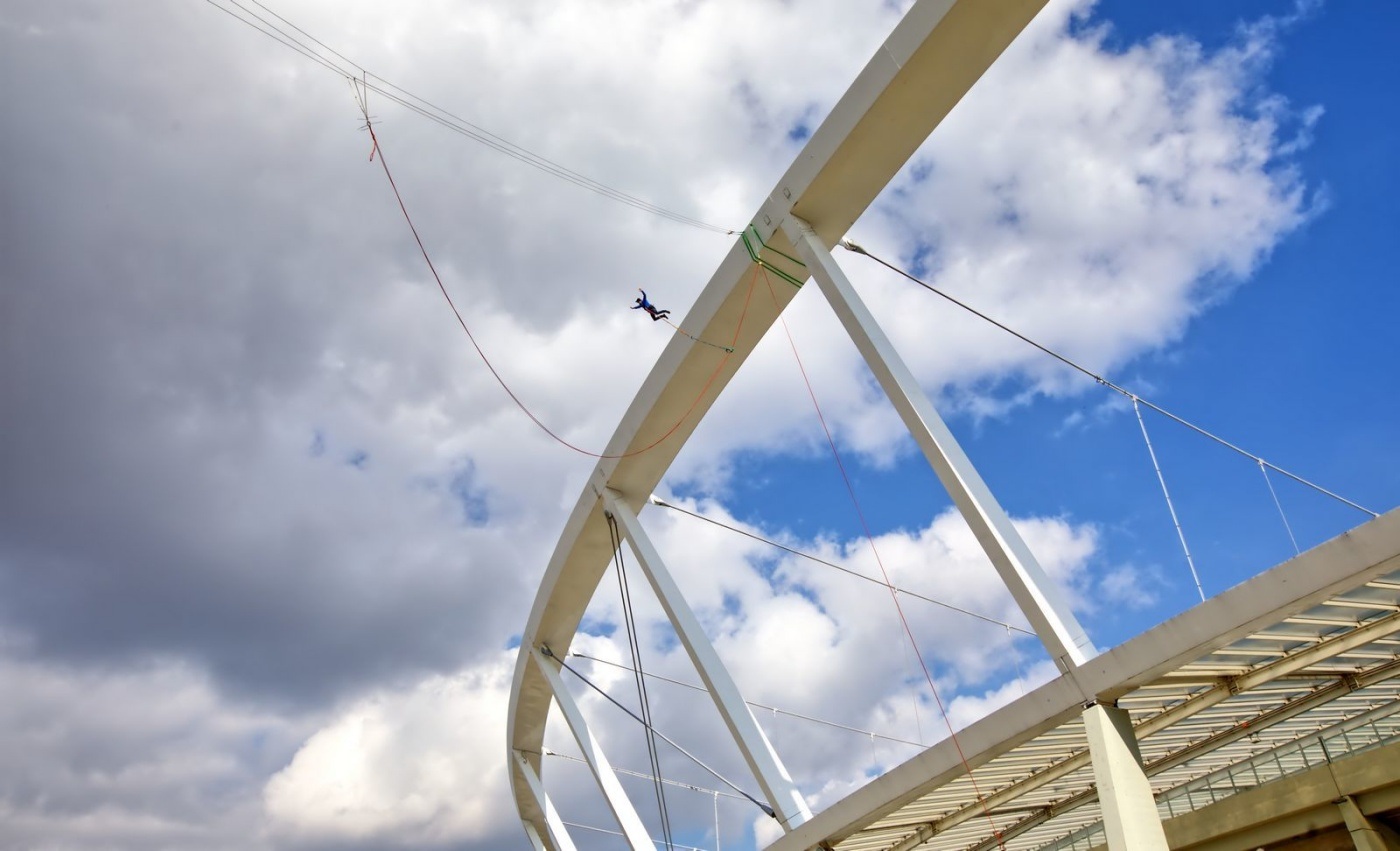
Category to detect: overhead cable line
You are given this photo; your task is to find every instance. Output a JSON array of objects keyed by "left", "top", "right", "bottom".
[
  {"left": 649, "top": 496, "right": 1035, "bottom": 637},
  {"left": 561, "top": 820, "right": 713, "bottom": 851},
  {"left": 840, "top": 239, "right": 1380, "bottom": 520},
  {"left": 1133, "top": 398, "right": 1205, "bottom": 602},
  {"left": 204, "top": 0, "right": 737, "bottom": 234},
  {"left": 571, "top": 652, "right": 929, "bottom": 749},
  {"left": 1260, "top": 460, "right": 1302, "bottom": 556},
  {"left": 608, "top": 512, "right": 676, "bottom": 851},
  {"left": 759, "top": 268, "right": 1006, "bottom": 847},
  {"left": 535, "top": 748, "right": 748, "bottom": 801},
  {"left": 545, "top": 647, "right": 776, "bottom": 819}
]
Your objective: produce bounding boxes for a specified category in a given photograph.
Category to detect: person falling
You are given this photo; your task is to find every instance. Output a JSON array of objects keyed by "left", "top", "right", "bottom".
[{"left": 632, "top": 289, "right": 671, "bottom": 321}]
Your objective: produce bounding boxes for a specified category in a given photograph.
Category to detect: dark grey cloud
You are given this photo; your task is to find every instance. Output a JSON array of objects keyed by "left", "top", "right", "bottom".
[
  {"left": 0, "top": 0, "right": 1346, "bottom": 848},
  {"left": 0, "top": 0, "right": 536, "bottom": 704}
]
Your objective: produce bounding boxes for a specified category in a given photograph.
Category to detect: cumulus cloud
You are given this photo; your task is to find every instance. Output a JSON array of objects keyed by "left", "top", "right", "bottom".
[
  {"left": 868, "top": 0, "right": 1319, "bottom": 413},
  {"left": 0, "top": 653, "right": 301, "bottom": 850},
  {"left": 675, "top": 0, "right": 1320, "bottom": 474},
  {"left": 264, "top": 653, "right": 516, "bottom": 849},
  {"left": 0, "top": 0, "right": 1328, "bottom": 847},
  {"left": 540, "top": 501, "right": 1099, "bottom": 846}
]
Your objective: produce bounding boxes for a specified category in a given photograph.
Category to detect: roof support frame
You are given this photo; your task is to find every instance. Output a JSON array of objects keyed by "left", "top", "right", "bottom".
[{"left": 764, "top": 510, "right": 1400, "bottom": 851}]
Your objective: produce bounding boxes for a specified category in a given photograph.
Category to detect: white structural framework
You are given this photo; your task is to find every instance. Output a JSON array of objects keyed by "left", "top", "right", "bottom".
[{"left": 506, "top": 2, "right": 1400, "bottom": 850}]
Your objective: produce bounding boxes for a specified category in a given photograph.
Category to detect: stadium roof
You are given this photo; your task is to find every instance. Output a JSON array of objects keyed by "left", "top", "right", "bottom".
[{"left": 765, "top": 509, "right": 1400, "bottom": 851}]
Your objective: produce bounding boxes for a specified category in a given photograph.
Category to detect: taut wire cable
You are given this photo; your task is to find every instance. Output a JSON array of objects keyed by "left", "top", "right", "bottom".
[
  {"left": 571, "top": 652, "right": 929, "bottom": 748},
  {"left": 648, "top": 497, "right": 1035, "bottom": 636},
  {"left": 840, "top": 240, "right": 1379, "bottom": 520},
  {"left": 561, "top": 820, "right": 712, "bottom": 851},
  {"left": 1132, "top": 397, "right": 1205, "bottom": 601},
  {"left": 547, "top": 650, "right": 777, "bottom": 818},
  {"left": 608, "top": 512, "right": 675, "bottom": 850},
  {"left": 206, "top": 0, "right": 738, "bottom": 234},
  {"left": 659, "top": 317, "right": 735, "bottom": 353},
  {"left": 1260, "top": 460, "right": 1302, "bottom": 556},
  {"left": 536, "top": 749, "right": 745, "bottom": 800}
]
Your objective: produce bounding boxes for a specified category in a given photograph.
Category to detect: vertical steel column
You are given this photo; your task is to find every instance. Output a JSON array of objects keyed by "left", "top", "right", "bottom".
[
  {"left": 603, "top": 490, "right": 812, "bottom": 830},
  {"left": 530, "top": 646, "right": 655, "bottom": 851},
  {"left": 782, "top": 216, "right": 1095, "bottom": 670},
  {"left": 783, "top": 217, "right": 1167, "bottom": 850},
  {"left": 514, "top": 750, "right": 581, "bottom": 851}
]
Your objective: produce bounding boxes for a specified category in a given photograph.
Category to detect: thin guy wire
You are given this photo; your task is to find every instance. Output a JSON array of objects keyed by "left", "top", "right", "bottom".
[
  {"left": 552, "top": 654, "right": 776, "bottom": 818},
  {"left": 571, "top": 652, "right": 928, "bottom": 748},
  {"left": 246, "top": 0, "right": 364, "bottom": 72},
  {"left": 205, "top": 0, "right": 735, "bottom": 234},
  {"left": 1134, "top": 397, "right": 1206, "bottom": 602},
  {"left": 212, "top": 0, "right": 730, "bottom": 233},
  {"left": 714, "top": 791, "right": 721, "bottom": 851},
  {"left": 561, "top": 820, "right": 711, "bottom": 851},
  {"left": 609, "top": 513, "right": 675, "bottom": 851},
  {"left": 841, "top": 241, "right": 1379, "bottom": 519},
  {"left": 205, "top": 1, "right": 350, "bottom": 78},
  {"left": 1260, "top": 460, "right": 1302, "bottom": 556},
  {"left": 649, "top": 497, "right": 1035, "bottom": 636},
  {"left": 537, "top": 750, "right": 746, "bottom": 801},
  {"left": 760, "top": 267, "right": 1004, "bottom": 847}
]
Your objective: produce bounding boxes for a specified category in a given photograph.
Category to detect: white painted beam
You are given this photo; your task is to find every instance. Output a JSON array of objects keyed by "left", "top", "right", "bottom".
[
  {"left": 522, "top": 820, "right": 549, "bottom": 851},
  {"left": 507, "top": 0, "right": 1069, "bottom": 841},
  {"left": 515, "top": 750, "right": 581, "bottom": 851},
  {"left": 531, "top": 646, "right": 656, "bottom": 851},
  {"left": 782, "top": 215, "right": 1097, "bottom": 672},
  {"left": 783, "top": 214, "right": 1166, "bottom": 850},
  {"left": 602, "top": 489, "right": 811, "bottom": 830}
]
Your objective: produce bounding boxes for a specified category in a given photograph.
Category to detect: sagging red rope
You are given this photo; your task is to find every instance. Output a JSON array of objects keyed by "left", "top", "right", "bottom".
[{"left": 358, "top": 107, "right": 755, "bottom": 461}]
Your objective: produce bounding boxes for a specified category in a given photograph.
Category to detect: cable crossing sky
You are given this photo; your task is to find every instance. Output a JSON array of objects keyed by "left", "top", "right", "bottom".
[{"left": 204, "top": 0, "right": 738, "bottom": 234}]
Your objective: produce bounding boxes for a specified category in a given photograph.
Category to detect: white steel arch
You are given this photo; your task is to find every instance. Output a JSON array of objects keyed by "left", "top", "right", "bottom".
[{"left": 501, "top": 1, "right": 1158, "bottom": 848}]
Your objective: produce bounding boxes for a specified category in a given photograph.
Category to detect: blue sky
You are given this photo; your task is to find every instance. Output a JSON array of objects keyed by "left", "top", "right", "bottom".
[
  {"left": 3, "top": 1, "right": 1399, "bottom": 849},
  {"left": 697, "top": 0, "right": 1400, "bottom": 652}
]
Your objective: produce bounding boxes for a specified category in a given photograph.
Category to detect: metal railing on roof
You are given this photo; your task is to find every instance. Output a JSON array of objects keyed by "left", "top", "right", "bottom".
[{"left": 1040, "top": 698, "right": 1400, "bottom": 851}]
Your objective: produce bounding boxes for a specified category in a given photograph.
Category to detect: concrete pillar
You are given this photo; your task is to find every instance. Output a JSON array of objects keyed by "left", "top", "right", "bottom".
[
  {"left": 1338, "top": 795, "right": 1400, "bottom": 851},
  {"left": 1082, "top": 703, "right": 1169, "bottom": 851}
]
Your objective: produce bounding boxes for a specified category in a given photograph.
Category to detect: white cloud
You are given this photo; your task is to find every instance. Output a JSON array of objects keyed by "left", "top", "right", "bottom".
[
  {"left": 1098, "top": 564, "right": 1163, "bottom": 609},
  {"left": 553, "top": 501, "right": 1097, "bottom": 830},
  {"left": 860, "top": 0, "right": 1317, "bottom": 419},
  {"left": 671, "top": 0, "right": 1320, "bottom": 475},
  {"left": 264, "top": 652, "right": 517, "bottom": 848},
  {"left": 0, "top": 653, "right": 300, "bottom": 850},
  {"left": 0, "top": 0, "right": 1334, "bottom": 847}
]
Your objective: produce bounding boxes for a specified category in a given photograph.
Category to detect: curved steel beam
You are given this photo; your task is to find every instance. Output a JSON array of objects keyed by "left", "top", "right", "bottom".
[{"left": 507, "top": 0, "right": 1050, "bottom": 843}]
